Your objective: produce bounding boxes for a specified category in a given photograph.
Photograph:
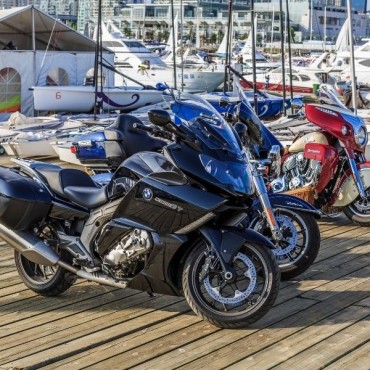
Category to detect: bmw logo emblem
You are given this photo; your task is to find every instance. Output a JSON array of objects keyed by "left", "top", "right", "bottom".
[{"left": 142, "top": 188, "right": 153, "bottom": 201}]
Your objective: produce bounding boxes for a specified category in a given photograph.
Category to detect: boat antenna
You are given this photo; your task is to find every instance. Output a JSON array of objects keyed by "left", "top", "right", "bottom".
[{"left": 223, "top": 0, "right": 233, "bottom": 92}]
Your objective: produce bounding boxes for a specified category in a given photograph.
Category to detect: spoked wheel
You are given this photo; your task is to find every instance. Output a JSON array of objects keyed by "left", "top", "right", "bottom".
[
  {"left": 14, "top": 225, "right": 76, "bottom": 296},
  {"left": 343, "top": 188, "right": 370, "bottom": 227},
  {"left": 182, "top": 241, "right": 280, "bottom": 329},
  {"left": 252, "top": 209, "right": 321, "bottom": 280}
]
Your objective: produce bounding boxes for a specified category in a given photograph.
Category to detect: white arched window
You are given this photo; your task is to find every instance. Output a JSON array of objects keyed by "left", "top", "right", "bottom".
[{"left": 0, "top": 67, "right": 21, "bottom": 113}]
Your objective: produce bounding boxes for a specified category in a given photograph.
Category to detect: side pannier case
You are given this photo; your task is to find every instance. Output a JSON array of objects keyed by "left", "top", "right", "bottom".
[{"left": 0, "top": 167, "right": 51, "bottom": 230}]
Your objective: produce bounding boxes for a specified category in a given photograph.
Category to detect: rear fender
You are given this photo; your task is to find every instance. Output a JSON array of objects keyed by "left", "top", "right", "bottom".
[{"left": 253, "top": 193, "right": 321, "bottom": 218}]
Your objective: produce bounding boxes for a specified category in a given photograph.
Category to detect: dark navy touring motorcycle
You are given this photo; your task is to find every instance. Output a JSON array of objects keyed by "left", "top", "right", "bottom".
[
  {"left": 0, "top": 92, "right": 281, "bottom": 328},
  {"left": 72, "top": 92, "right": 321, "bottom": 280}
]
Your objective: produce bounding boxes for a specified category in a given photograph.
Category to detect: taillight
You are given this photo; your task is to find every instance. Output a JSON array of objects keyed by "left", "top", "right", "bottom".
[{"left": 70, "top": 145, "right": 77, "bottom": 154}]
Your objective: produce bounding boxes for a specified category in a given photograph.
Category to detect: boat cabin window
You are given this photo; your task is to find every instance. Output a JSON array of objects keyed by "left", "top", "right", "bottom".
[
  {"left": 299, "top": 75, "right": 311, "bottom": 82},
  {"left": 359, "top": 59, "right": 370, "bottom": 67},
  {"left": 122, "top": 40, "right": 146, "bottom": 49},
  {"left": 102, "top": 41, "right": 125, "bottom": 48}
]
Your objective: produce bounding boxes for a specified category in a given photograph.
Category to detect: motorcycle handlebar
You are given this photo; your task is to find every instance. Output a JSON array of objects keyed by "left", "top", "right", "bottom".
[{"left": 133, "top": 122, "right": 172, "bottom": 140}]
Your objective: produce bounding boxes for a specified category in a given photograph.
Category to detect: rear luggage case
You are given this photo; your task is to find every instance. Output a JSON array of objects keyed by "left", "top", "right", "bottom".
[{"left": 0, "top": 167, "right": 51, "bottom": 230}]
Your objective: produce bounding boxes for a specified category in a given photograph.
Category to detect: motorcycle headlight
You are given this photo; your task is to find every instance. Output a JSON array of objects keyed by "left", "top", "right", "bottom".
[
  {"left": 199, "top": 153, "right": 254, "bottom": 195},
  {"left": 355, "top": 125, "right": 368, "bottom": 147}
]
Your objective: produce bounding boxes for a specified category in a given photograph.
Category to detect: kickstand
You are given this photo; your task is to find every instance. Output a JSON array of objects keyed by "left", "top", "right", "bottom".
[{"left": 147, "top": 291, "right": 156, "bottom": 298}]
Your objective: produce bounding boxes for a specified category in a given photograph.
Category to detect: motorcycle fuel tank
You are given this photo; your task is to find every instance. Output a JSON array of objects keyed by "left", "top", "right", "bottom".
[{"left": 288, "top": 131, "right": 329, "bottom": 153}]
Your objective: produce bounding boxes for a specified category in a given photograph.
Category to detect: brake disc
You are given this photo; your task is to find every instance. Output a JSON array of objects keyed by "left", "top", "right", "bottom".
[{"left": 203, "top": 252, "right": 257, "bottom": 305}]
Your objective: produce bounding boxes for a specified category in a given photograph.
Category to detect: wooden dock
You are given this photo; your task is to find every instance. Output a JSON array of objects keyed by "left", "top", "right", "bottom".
[{"left": 1, "top": 215, "right": 370, "bottom": 369}]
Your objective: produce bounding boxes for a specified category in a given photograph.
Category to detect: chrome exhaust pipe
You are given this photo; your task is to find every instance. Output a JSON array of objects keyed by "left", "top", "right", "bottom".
[
  {"left": 57, "top": 260, "right": 128, "bottom": 289},
  {"left": 0, "top": 223, "right": 60, "bottom": 266},
  {"left": 0, "top": 224, "right": 129, "bottom": 289}
]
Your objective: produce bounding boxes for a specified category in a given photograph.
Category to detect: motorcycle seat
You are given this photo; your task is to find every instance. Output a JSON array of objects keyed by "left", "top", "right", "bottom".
[
  {"left": 105, "top": 114, "right": 166, "bottom": 155},
  {"left": 34, "top": 167, "right": 108, "bottom": 209}
]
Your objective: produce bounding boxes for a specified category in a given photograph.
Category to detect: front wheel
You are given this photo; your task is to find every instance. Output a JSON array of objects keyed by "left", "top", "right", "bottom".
[
  {"left": 182, "top": 242, "right": 280, "bottom": 329},
  {"left": 343, "top": 190, "right": 370, "bottom": 226},
  {"left": 252, "top": 209, "right": 321, "bottom": 280}
]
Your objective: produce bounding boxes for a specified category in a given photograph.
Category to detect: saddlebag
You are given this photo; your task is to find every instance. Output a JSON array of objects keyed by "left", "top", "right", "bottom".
[{"left": 0, "top": 167, "right": 51, "bottom": 230}]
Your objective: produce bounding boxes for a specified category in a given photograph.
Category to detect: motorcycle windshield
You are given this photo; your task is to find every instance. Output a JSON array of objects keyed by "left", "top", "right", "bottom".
[
  {"left": 163, "top": 90, "right": 254, "bottom": 196},
  {"left": 164, "top": 90, "right": 243, "bottom": 155},
  {"left": 233, "top": 81, "right": 283, "bottom": 153}
]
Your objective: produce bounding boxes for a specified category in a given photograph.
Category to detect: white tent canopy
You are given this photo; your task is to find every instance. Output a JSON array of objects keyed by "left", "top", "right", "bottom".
[
  {"left": 0, "top": 5, "right": 114, "bottom": 118},
  {"left": 0, "top": 5, "right": 98, "bottom": 52}
]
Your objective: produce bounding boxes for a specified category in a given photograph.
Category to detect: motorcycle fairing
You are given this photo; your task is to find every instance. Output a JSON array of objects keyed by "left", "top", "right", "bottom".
[
  {"left": 252, "top": 193, "right": 321, "bottom": 218},
  {"left": 126, "top": 226, "right": 277, "bottom": 296},
  {"left": 304, "top": 142, "right": 339, "bottom": 193},
  {"left": 332, "top": 162, "right": 370, "bottom": 207},
  {"left": 114, "top": 176, "right": 226, "bottom": 234},
  {"left": 305, "top": 104, "right": 366, "bottom": 154}
]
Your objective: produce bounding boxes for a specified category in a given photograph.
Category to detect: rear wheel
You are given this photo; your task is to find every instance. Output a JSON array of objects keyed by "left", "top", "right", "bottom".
[
  {"left": 14, "top": 225, "right": 76, "bottom": 296},
  {"left": 182, "top": 242, "right": 280, "bottom": 329}
]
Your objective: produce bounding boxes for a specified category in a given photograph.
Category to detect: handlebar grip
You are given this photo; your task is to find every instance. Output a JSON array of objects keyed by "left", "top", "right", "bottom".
[{"left": 132, "top": 122, "right": 154, "bottom": 133}]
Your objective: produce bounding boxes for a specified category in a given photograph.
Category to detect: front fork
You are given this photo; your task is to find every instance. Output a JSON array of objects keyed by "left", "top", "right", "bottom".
[
  {"left": 348, "top": 156, "right": 367, "bottom": 199},
  {"left": 249, "top": 159, "right": 283, "bottom": 243}
]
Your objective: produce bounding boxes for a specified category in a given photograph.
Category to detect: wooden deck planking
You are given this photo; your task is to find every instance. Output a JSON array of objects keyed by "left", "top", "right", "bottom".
[{"left": 0, "top": 217, "right": 369, "bottom": 369}]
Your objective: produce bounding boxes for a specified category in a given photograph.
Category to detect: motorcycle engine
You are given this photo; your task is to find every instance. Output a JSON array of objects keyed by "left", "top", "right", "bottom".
[
  {"left": 101, "top": 229, "right": 152, "bottom": 279},
  {"left": 272, "top": 152, "right": 321, "bottom": 191}
]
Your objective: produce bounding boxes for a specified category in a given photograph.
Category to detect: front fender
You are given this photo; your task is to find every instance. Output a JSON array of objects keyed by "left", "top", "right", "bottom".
[
  {"left": 253, "top": 193, "right": 321, "bottom": 218},
  {"left": 199, "top": 226, "right": 275, "bottom": 265},
  {"left": 333, "top": 163, "right": 370, "bottom": 207}
]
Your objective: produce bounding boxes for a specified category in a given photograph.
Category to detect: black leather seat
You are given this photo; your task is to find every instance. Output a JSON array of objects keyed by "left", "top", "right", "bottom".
[
  {"left": 104, "top": 114, "right": 166, "bottom": 156},
  {"left": 34, "top": 167, "right": 108, "bottom": 209}
]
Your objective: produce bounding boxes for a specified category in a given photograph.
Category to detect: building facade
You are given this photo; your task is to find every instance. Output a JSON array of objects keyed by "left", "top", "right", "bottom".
[{"left": 1, "top": 0, "right": 370, "bottom": 44}]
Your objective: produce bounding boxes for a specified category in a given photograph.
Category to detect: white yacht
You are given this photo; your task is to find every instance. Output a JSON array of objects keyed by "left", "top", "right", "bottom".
[{"left": 101, "top": 21, "right": 225, "bottom": 93}]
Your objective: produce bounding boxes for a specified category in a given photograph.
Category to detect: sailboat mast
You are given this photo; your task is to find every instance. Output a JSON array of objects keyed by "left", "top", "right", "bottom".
[
  {"left": 347, "top": 0, "right": 357, "bottom": 114},
  {"left": 170, "top": 0, "right": 177, "bottom": 90},
  {"left": 94, "top": 0, "right": 102, "bottom": 118},
  {"left": 270, "top": 5, "right": 274, "bottom": 57},
  {"left": 250, "top": 1, "right": 258, "bottom": 113},
  {"left": 223, "top": 0, "right": 233, "bottom": 92},
  {"left": 279, "top": 0, "right": 286, "bottom": 115},
  {"left": 286, "top": 0, "right": 293, "bottom": 106}
]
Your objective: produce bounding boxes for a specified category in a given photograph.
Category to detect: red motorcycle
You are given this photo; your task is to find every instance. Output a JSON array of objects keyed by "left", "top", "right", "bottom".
[{"left": 265, "top": 102, "right": 370, "bottom": 226}]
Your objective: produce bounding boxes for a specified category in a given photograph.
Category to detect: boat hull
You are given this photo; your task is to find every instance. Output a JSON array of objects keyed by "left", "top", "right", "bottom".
[
  {"left": 240, "top": 80, "right": 314, "bottom": 94},
  {"left": 32, "top": 86, "right": 163, "bottom": 113}
]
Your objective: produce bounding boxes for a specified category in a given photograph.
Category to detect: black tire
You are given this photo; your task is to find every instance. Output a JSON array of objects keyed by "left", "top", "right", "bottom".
[
  {"left": 14, "top": 250, "right": 75, "bottom": 296},
  {"left": 343, "top": 190, "right": 370, "bottom": 227},
  {"left": 252, "top": 209, "right": 321, "bottom": 280},
  {"left": 0, "top": 145, "right": 5, "bottom": 155},
  {"left": 182, "top": 242, "right": 280, "bottom": 329},
  {"left": 14, "top": 224, "right": 76, "bottom": 296}
]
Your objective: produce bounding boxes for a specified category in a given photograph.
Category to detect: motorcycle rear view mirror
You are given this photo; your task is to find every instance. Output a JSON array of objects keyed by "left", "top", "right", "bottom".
[
  {"left": 291, "top": 98, "right": 303, "bottom": 110},
  {"left": 219, "top": 96, "right": 230, "bottom": 108},
  {"left": 148, "top": 109, "right": 172, "bottom": 127}
]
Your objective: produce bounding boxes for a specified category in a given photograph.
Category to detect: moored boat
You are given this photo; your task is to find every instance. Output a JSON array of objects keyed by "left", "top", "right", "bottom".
[{"left": 32, "top": 85, "right": 164, "bottom": 113}]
